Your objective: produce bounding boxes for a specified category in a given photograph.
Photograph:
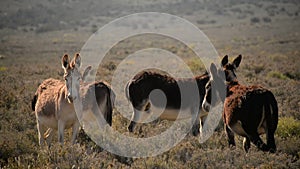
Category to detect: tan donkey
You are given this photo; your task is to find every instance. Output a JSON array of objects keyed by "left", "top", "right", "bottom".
[{"left": 32, "top": 54, "right": 114, "bottom": 146}]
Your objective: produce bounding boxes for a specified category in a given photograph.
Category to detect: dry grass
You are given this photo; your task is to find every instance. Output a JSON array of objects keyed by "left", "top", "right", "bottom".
[
  {"left": 0, "top": 42, "right": 299, "bottom": 168},
  {"left": 1, "top": 0, "right": 300, "bottom": 168}
]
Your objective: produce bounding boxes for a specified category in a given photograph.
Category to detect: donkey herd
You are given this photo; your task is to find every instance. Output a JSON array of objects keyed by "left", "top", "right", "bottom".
[{"left": 31, "top": 53, "right": 278, "bottom": 153}]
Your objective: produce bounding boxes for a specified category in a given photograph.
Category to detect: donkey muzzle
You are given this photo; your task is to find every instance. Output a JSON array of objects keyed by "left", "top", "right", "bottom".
[
  {"left": 202, "top": 101, "right": 210, "bottom": 112},
  {"left": 67, "top": 93, "right": 76, "bottom": 103},
  {"left": 128, "top": 121, "right": 136, "bottom": 132}
]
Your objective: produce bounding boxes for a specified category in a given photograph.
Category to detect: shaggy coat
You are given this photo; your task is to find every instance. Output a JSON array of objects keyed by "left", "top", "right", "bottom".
[
  {"left": 32, "top": 54, "right": 114, "bottom": 145},
  {"left": 202, "top": 55, "right": 278, "bottom": 152},
  {"left": 224, "top": 80, "right": 278, "bottom": 152}
]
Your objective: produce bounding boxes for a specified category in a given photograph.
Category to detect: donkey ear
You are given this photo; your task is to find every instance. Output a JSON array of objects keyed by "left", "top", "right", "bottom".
[
  {"left": 232, "top": 54, "right": 242, "bottom": 68},
  {"left": 82, "top": 65, "right": 92, "bottom": 81},
  {"left": 72, "top": 53, "right": 81, "bottom": 68},
  {"left": 221, "top": 55, "right": 228, "bottom": 67},
  {"left": 210, "top": 63, "right": 218, "bottom": 77},
  {"left": 62, "top": 54, "right": 70, "bottom": 70}
]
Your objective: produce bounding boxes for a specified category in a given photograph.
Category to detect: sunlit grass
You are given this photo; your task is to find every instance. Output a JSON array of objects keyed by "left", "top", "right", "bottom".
[
  {"left": 277, "top": 117, "right": 300, "bottom": 138},
  {"left": 268, "top": 71, "right": 289, "bottom": 80}
]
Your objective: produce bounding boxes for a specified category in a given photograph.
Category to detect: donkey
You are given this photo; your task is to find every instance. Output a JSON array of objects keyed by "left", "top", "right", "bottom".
[
  {"left": 32, "top": 53, "right": 114, "bottom": 145},
  {"left": 125, "top": 70, "right": 210, "bottom": 136},
  {"left": 202, "top": 55, "right": 278, "bottom": 153}
]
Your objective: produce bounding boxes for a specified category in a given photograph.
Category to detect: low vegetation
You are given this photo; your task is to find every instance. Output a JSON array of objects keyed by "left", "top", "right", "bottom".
[
  {"left": 277, "top": 117, "right": 300, "bottom": 138},
  {"left": 1, "top": 49, "right": 299, "bottom": 168}
]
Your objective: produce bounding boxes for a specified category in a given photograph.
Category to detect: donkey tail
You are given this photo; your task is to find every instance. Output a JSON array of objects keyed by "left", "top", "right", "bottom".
[
  {"left": 106, "top": 88, "right": 115, "bottom": 126},
  {"left": 44, "top": 128, "right": 53, "bottom": 139},
  {"left": 31, "top": 93, "right": 38, "bottom": 111},
  {"left": 124, "top": 80, "right": 132, "bottom": 102},
  {"left": 264, "top": 91, "right": 278, "bottom": 152},
  {"left": 267, "top": 91, "right": 279, "bottom": 130}
]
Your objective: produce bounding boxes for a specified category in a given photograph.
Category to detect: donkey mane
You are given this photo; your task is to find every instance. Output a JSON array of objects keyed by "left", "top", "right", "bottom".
[
  {"left": 226, "top": 81, "right": 266, "bottom": 98},
  {"left": 131, "top": 70, "right": 177, "bottom": 84},
  {"left": 131, "top": 70, "right": 209, "bottom": 85}
]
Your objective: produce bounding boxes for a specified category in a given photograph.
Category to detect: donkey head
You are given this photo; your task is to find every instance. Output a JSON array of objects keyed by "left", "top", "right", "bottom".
[
  {"left": 221, "top": 55, "right": 242, "bottom": 82},
  {"left": 61, "top": 53, "right": 82, "bottom": 103},
  {"left": 202, "top": 55, "right": 242, "bottom": 112},
  {"left": 202, "top": 63, "right": 226, "bottom": 112}
]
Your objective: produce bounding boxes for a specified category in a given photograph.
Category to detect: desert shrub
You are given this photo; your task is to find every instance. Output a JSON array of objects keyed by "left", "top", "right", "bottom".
[
  {"left": 250, "top": 17, "right": 260, "bottom": 24},
  {"left": 267, "top": 71, "right": 289, "bottom": 80},
  {"left": 196, "top": 20, "right": 216, "bottom": 25},
  {"left": 104, "top": 61, "right": 116, "bottom": 71},
  {"left": 91, "top": 24, "right": 98, "bottom": 33},
  {"left": 35, "top": 23, "right": 58, "bottom": 33},
  {"left": 0, "top": 87, "right": 17, "bottom": 110},
  {"left": 253, "top": 64, "right": 265, "bottom": 74},
  {"left": 277, "top": 137, "right": 300, "bottom": 158},
  {"left": 231, "top": 7, "right": 242, "bottom": 13},
  {"left": 187, "top": 58, "right": 206, "bottom": 73},
  {"left": 284, "top": 72, "right": 300, "bottom": 80},
  {"left": 3, "top": 143, "right": 104, "bottom": 168},
  {"left": 276, "top": 117, "right": 300, "bottom": 138},
  {"left": 0, "top": 66, "right": 7, "bottom": 71},
  {"left": 134, "top": 157, "right": 171, "bottom": 169},
  {"left": 0, "top": 130, "right": 36, "bottom": 166},
  {"left": 263, "top": 17, "right": 272, "bottom": 23}
]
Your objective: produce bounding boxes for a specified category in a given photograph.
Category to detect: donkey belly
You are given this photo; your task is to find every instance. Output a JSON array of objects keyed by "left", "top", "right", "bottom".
[
  {"left": 229, "top": 121, "right": 247, "bottom": 137},
  {"left": 60, "top": 111, "right": 78, "bottom": 129},
  {"left": 153, "top": 106, "right": 192, "bottom": 121},
  {"left": 257, "top": 120, "right": 266, "bottom": 135},
  {"left": 230, "top": 120, "right": 266, "bottom": 137},
  {"left": 38, "top": 116, "right": 58, "bottom": 129}
]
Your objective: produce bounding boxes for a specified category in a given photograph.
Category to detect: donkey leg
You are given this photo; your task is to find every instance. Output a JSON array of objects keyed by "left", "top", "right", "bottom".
[
  {"left": 93, "top": 105, "right": 106, "bottom": 128},
  {"left": 191, "top": 120, "right": 200, "bottom": 136},
  {"left": 225, "top": 124, "right": 235, "bottom": 147},
  {"left": 240, "top": 122, "right": 268, "bottom": 152},
  {"left": 71, "top": 121, "right": 80, "bottom": 144},
  {"left": 266, "top": 130, "right": 276, "bottom": 153},
  {"left": 44, "top": 128, "right": 54, "bottom": 146},
  {"left": 247, "top": 133, "right": 268, "bottom": 152},
  {"left": 58, "top": 119, "right": 65, "bottom": 144},
  {"left": 266, "top": 107, "right": 277, "bottom": 153},
  {"left": 243, "top": 137, "right": 251, "bottom": 152},
  {"left": 128, "top": 107, "right": 145, "bottom": 132},
  {"left": 37, "top": 120, "right": 45, "bottom": 146},
  {"left": 192, "top": 111, "right": 200, "bottom": 136}
]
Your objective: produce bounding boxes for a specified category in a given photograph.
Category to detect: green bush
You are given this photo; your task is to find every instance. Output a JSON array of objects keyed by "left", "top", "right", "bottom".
[
  {"left": 276, "top": 117, "right": 300, "bottom": 138},
  {"left": 187, "top": 58, "right": 205, "bottom": 73},
  {"left": 267, "top": 71, "right": 289, "bottom": 80}
]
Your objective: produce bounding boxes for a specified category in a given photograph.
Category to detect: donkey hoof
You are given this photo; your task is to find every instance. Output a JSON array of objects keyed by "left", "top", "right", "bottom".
[
  {"left": 192, "top": 129, "right": 200, "bottom": 136},
  {"left": 269, "top": 148, "right": 276, "bottom": 153},
  {"left": 229, "top": 144, "right": 236, "bottom": 150},
  {"left": 259, "top": 144, "right": 269, "bottom": 152},
  {"left": 128, "top": 127, "right": 133, "bottom": 132}
]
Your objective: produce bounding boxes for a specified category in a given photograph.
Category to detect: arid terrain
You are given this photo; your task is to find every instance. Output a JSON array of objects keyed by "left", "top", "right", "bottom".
[{"left": 0, "top": 0, "right": 300, "bottom": 168}]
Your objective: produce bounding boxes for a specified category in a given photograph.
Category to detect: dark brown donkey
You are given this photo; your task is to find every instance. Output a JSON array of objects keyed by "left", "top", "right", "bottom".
[
  {"left": 125, "top": 70, "right": 209, "bottom": 136},
  {"left": 202, "top": 55, "right": 278, "bottom": 153}
]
